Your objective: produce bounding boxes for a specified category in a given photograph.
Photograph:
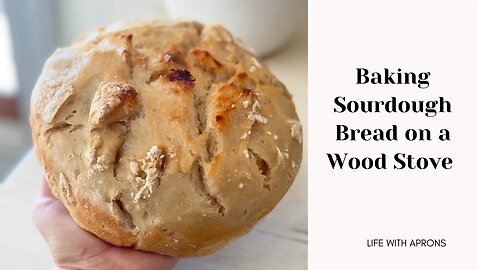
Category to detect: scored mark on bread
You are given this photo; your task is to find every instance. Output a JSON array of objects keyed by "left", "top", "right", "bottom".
[
  {"left": 64, "top": 109, "right": 77, "bottom": 121},
  {"left": 193, "top": 90, "right": 206, "bottom": 134},
  {"left": 44, "top": 121, "right": 84, "bottom": 143},
  {"left": 205, "top": 131, "right": 219, "bottom": 163},
  {"left": 118, "top": 33, "right": 145, "bottom": 68},
  {"left": 186, "top": 49, "right": 228, "bottom": 79},
  {"left": 68, "top": 124, "right": 84, "bottom": 133},
  {"left": 130, "top": 146, "right": 165, "bottom": 203},
  {"left": 112, "top": 193, "right": 136, "bottom": 231},
  {"left": 86, "top": 123, "right": 128, "bottom": 176},
  {"left": 42, "top": 82, "right": 75, "bottom": 124},
  {"left": 249, "top": 149, "right": 272, "bottom": 192},
  {"left": 191, "top": 160, "right": 226, "bottom": 216},
  {"left": 86, "top": 81, "right": 140, "bottom": 177},
  {"left": 88, "top": 82, "right": 139, "bottom": 130},
  {"left": 192, "top": 74, "right": 217, "bottom": 135},
  {"left": 188, "top": 48, "right": 238, "bottom": 137},
  {"left": 59, "top": 173, "right": 77, "bottom": 205},
  {"left": 44, "top": 121, "right": 72, "bottom": 133},
  {"left": 112, "top": 124, "right": 127, "bottom": 179}
]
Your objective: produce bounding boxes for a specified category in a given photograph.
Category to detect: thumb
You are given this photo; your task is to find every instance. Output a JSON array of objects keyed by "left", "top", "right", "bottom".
[
  {"left": 107, "top": 247, "right": 178, "bottom": 270},
  {"left": 32, "top": 177, "right": 72, "bottom": 238},
  {"left": 32, "top": 177, "right": 95, "bottom": 242}
]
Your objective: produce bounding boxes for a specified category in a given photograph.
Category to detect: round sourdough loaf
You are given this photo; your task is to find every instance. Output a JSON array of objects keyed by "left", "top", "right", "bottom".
[{"left": 30, "top": 21, "right": 302, "bottom": 257}]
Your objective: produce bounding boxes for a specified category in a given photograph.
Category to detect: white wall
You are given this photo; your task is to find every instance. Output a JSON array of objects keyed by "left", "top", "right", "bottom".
[
  {"left": 5, "top": 0, "right": 58, "bottom": 125},
  {"left": 0, "top": 12, "right": 17, "bottom": 94}
]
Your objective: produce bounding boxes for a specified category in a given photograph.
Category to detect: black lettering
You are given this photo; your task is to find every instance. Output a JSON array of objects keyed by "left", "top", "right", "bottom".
[
  {"left": 384, "top": 68, "right": 395, "bottom": 84},
  {"left": 394, "top": 153, "right": 406, "bottom": 169},
  {"left": 357, "top": 68, "right": 369, "bottom": 84},
  {"left": 327, "top": 153, "right": 347, "bottom": 169},
  {"left": 371, "top": 72, "right": 381, "bottom": 84},
  {"left": 336, "top": 125, "right": 349, "bottom": 141},
  {"left": 439, "top": 129, "right": 450, "bottom": 141},
  {"left": 334, "top": 96, "right": 346, "bottom": 113},
  {"left": 442, "top": 157, "right": 453, "bottom": 169}
]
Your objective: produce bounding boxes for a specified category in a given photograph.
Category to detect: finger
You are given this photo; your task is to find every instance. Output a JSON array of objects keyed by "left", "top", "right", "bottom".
[
  {"left": 32, "top": 194, "right": 108, "bottom": 253},
  {"left": 34, "top": 176, "right": 61, "bottom": 232},
  {"left": 108, "top": 247, "right": 178, "bottom": 270},
  {"left": 33, "top": 194, "right": 70, "bottom": 238},
  {"left": 33, "top": 177, "right": 78, "bottom": 241},
  {"left": 34, "top": 176, "right": 66, "bottom": 234},
  {"left": 40, "top": 175, "right": 54, "bottom": 198}
]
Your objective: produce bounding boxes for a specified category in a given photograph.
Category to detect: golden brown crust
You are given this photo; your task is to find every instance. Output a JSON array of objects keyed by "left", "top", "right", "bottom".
[
  {"left": 70, "top": 197, "right": 137, "bottom": 247},
  {"left": 30, "top": 20, "right": 303, "bottom": 257},
  {"left": 88, "top": 82, "right": 139, "bottom": 129}
]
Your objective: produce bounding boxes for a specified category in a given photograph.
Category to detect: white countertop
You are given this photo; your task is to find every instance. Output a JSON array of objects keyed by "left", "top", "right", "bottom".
[{"left": 0, "top": 29, "right": 307, "bottom": 270}]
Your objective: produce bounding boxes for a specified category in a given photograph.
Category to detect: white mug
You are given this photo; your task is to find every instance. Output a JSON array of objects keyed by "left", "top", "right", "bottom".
[{"left": 164, "top": 0, "right": 306, "bottom": 57}]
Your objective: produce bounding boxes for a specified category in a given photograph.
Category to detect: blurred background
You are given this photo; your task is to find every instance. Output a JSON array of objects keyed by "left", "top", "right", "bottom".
[{"left": 0, "top": 0, "right": 306, "bottom": 181}]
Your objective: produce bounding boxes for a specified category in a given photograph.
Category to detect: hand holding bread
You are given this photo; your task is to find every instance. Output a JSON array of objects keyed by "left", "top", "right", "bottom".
[{"left": 30, "top": 21, "right": 303, "bottom": 257}]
